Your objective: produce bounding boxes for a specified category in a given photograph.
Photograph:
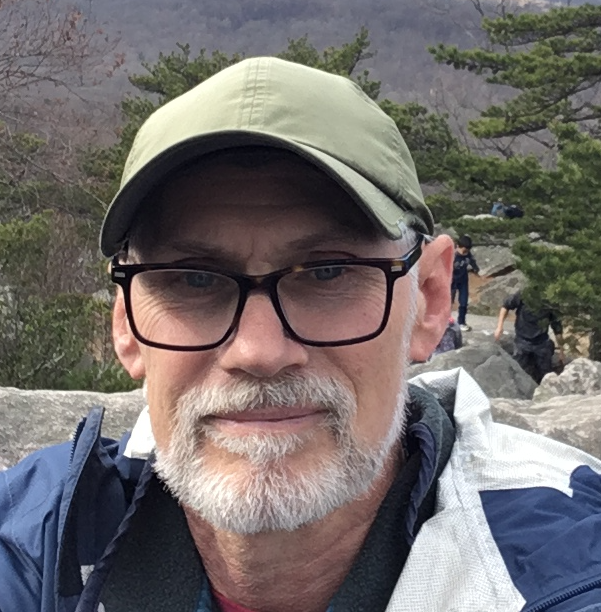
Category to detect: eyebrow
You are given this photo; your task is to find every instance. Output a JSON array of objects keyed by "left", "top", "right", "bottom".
[{"left": 164, "top": 227, "right": 378, "bottom": 266}]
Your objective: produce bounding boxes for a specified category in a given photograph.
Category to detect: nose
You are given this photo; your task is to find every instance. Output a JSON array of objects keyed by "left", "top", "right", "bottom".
[{"left": 217, "top": 292, "right": 309, "bottom": 378}]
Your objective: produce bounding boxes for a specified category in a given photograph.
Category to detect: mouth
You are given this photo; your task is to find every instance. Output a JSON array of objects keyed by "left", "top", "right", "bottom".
[{"left": 209, "top": 407, "right": 327, "bottom": 433}]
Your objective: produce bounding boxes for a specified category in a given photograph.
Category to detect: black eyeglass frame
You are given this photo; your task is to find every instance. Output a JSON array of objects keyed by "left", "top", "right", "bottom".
[{"left": 111, "top": 235, "right": 424, "bottom": 351}]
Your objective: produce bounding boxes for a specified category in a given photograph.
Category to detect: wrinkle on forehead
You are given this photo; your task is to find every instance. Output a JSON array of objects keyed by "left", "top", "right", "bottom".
[{"left": 127, "top": 155, "right": 380, "bottom": 262}]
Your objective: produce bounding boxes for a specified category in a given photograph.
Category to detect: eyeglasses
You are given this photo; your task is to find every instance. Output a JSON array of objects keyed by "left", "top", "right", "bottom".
[{"left": 111, "top": 235, "right": 423, "bottom": 351}]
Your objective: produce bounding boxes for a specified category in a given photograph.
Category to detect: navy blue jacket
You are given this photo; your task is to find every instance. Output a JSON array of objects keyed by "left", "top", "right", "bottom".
[{"left": 452, "top": 251, "right": 479, "bottom": 284}]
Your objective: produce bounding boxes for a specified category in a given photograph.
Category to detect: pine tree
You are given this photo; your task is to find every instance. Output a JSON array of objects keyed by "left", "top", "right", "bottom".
[
  {"left": 431, "top": 3, "right": 601, "bottom": 356},
  {"left": 85, "top": 29, "right": 460, "bottom": 202}
]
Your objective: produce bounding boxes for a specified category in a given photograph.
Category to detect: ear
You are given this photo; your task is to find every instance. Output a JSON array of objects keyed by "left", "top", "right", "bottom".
[
  {"left": 113, "top": 288, "right": 146, "bottom": 379},
  {"left": 409, "top": 234, "right": 454, "bottom": 362}
]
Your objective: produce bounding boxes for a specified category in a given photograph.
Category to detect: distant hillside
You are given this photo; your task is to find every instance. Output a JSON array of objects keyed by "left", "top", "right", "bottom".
[
  {"left": 49, "top": 0, "right": 599, "bottom": 144},
  {"left": 82, "top": 0, "right": 518, "bottom": 103}
]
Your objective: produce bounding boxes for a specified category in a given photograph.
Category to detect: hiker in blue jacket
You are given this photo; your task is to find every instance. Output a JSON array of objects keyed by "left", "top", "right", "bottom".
[
  {"left": 451, "top": 234, "right": 480, "bottom": 332},
  {"left": 2, "top": 59, "right": 601, "bottom": 612}
]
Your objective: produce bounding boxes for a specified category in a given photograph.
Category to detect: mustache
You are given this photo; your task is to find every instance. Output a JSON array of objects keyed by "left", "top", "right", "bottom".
[{"left": 175, "top": 373, "right": 356, "bottom": 420}]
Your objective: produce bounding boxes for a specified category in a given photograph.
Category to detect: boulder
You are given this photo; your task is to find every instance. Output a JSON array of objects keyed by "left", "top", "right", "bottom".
[
  {"left": 0, "top": 387, "right": 145, "bottom": 469},
  {"left": 532, "top": 241, "right": 572, "bottom": 252},
  {"left": 409, "top": 343, "right": 537, "bottom": 400},
  {"left": 491, "top": 395, "right": 601, "bottom": 458},
  {"left": 92, "top": 288, "right": 114, "bottom": 304},
  {"left": 471, "top": 270, "right": 527, "bottom": 316},
  {"left": 463, "top": 328, "right": 515, "bottom": 357},
  {"left": 433, "top": 223, "right": 458, "bottom": 241},
  {"left": 471, "top": 245, "right": 516, "bottom": 277},
  {"left": 460, "top": 214, "right": 500, "bottom": 222},
  {"left": 533, "top": 358, "right": 601, "bottom": 403}
]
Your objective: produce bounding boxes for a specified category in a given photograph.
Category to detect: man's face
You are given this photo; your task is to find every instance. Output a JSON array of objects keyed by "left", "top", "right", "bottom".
[{"left": 115, "top": 155, "right": 422, "bottom": 533}]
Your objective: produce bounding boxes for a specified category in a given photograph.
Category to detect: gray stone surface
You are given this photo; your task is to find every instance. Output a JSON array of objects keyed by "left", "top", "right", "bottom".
[
  {"left": 409, "top": 343, "right": 537, "bottom": 400},
  {"left": 0, "top": 387, "right": 145, "bottom": 468},
  {"left": 491, "top": 395, "right": 601, "bottom": 458},
  {"left": 471, "top": 270, "right": 527, "bottom": 316},
  {"left": 460, "top": 214, "right": 501, "bottom": 222},
  {"left": 3, "top": 350, "right": 601, "bottom": 470},
  {"left": 471, "top": 245, "right": 516, "bottom": 277},
  {"left": 463, "top": 329, "right": 515, "bottom": 357},
  {"left": 533, "top": 358, "right": 601, "bottom": 403},
  {"left": 433, "top": 223, "right": 458, "bottom": 241},
  {"left": 451, "top": 312, "right": 515, "bottom": 356}
]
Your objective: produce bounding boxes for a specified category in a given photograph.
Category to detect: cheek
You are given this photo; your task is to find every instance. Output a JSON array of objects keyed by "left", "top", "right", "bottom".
[
  {"left": 142, "top": 350, "right": 212, "bottom": 450},
  {"left": 359, "top": 295, "right": 412, "bottom": 440},
  {"left": 334, "top": 331, "right": 407, "bottom": 447}
]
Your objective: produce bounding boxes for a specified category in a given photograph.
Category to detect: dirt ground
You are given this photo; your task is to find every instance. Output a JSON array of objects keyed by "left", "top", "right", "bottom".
[{"left": 451, "top": 274, "right": 513, "bottom": 316}]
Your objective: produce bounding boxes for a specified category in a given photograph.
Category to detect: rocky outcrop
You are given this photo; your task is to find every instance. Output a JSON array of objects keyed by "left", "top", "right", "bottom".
[
  {"left": 471, "top": 270, "right": 527, "bottom": 316},
  {"left": 0, "top": 387, "right": 144, "bottom": 468},
  {"left": 491, "top": 394, "right": 601, "bottom": 458},
  {"left": 471, "top": 245, "right": 516, "bottom": 277},
  {"left": 3, "top": 358, "right": 601, "bottom": 470},
  {"left": 408, "top": 343, "right": 537, "bottom": 400},
  {"left": 533, "top": 358, "right": 601, "bottom": 402}
]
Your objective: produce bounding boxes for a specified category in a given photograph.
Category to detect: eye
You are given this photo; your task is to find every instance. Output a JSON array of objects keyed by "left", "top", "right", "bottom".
[
  {"left": 183, "top": 271, "right": 215, "bottom": 288},
  {"left": 313, "top": 266, "right": 344, "bottom": 281}
]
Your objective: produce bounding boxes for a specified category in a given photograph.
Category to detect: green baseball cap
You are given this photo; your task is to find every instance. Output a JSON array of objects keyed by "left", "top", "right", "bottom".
[{"left": 100, "top": 57, "right": 434, "bottom": 257}]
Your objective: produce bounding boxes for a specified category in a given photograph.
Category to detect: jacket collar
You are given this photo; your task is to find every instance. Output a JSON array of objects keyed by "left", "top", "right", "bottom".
[{"left": 56, "top": 384, "right": 455, "bottom": 611}]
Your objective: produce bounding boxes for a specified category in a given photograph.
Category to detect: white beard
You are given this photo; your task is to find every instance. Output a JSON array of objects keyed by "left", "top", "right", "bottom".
[{"left": 154, "top": 371, "right": 409, "bottom": 534}]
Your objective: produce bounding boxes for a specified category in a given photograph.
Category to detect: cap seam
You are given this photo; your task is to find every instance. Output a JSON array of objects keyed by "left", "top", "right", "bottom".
[
  {"left": 240, "top": 58, "right": 264, "bottom": 129},
  {"left": 254, "top": 58, "right": 269, "bottom": 130}
]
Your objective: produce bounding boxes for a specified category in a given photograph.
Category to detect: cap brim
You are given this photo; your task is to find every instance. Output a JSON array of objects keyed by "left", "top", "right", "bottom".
[{"left": 100, "top": 130, "right": 428, "bottom": 257}]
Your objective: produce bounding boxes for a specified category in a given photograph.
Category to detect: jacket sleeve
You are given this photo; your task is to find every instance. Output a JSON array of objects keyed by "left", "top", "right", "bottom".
[
  {"left": 548, "top": 311, "right": 564, "bottom": 336},
  {"left": 468, "top": 254, "right": 479, "bottom": 274},
  {"left": 0, "top": 445, "right": 71, "bottom": 612}
]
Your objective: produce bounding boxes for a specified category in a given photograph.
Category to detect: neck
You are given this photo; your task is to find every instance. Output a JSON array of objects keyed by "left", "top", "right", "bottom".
[{"left": 184, "top": 452, "right": 400, "bottom": 612}]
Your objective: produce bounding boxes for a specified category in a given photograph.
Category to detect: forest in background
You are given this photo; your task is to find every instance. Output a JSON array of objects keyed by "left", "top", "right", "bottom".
[{"left": 1, "top": 0, "right": 601, "bottom": 389}]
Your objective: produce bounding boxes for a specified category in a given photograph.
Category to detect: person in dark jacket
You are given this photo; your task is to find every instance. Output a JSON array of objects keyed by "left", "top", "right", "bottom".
[
  {"left": 451, "top": 234, "right": 479, "bottom": 332},
  {"left": 494, "top": 290, "right": 565, "bottom": 383}
]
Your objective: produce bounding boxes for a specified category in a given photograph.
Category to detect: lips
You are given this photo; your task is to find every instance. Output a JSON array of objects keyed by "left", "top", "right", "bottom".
[{"left": 212, "top": 407, "right": 325, "bottom": 423}]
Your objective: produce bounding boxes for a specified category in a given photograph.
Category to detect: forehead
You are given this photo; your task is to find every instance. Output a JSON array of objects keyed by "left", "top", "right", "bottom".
[{"left": 131, "top": 151, "right": 381, "bottom": 249}]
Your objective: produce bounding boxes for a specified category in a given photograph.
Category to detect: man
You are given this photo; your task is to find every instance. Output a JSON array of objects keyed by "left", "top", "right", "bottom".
[
  {"left": 2, "top": 58, "right": 601, "bottom": 612},
  {"left": 451, "top": 234, "right": 479, "bottom": 332},
  {"left": 494, "top": 290, "right": 565, "bottom": 384}
]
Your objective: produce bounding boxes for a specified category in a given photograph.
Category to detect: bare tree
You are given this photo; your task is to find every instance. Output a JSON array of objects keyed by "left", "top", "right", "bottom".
[
  {"left": 0, "top": 0, "right": 122, "bottom": 107},
  {"left": 0, "top": 0, "right": 123, "bottom": 218}
]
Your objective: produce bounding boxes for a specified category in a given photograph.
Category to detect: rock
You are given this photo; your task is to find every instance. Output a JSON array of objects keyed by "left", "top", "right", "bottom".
[
  {"left": 532, "top": 241, "right": 572, "bottom": 252},
  {"left": 471, "top": 270, "right": 527, "bottom": 316},
  {"left": 409, "top": 343, "right": 537, "bottom": 400},
  {"left": 471, "top": 245, "right": 516, "bottom": 277},
  {"left": 92, "top": 289, "right": 114, "bottom": 304},
  {"left": 460, "top": 214, "right": 501, "bottom": 222},
  {"left": 491, "top": 395, "right": 601, "bottom": 458},
  {"left": 463, "top": 328, "right": 515, "bottom": 356},
  {"left": 533, "top": 358, "right": 601, "bottom": 403},
  {"left": 488, "top": 397, "right": 534, "bottom": 431},
  {"left": 527, "top": 232, "right": 542, "bottom": 242},
  {"left": 0, "top": 387, "right": 145, "bottom": 469},
  {"left": 433, "top": 223, "right": 458, "bottom": 241}
]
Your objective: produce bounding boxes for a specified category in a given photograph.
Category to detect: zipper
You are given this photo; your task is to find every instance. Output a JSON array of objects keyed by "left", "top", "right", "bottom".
[
  {"left": 69, "top": 418, "right": 86, "bottom": 464},
  {"left": 525, "top": 577, "right": 601, "bottom": 612}
]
